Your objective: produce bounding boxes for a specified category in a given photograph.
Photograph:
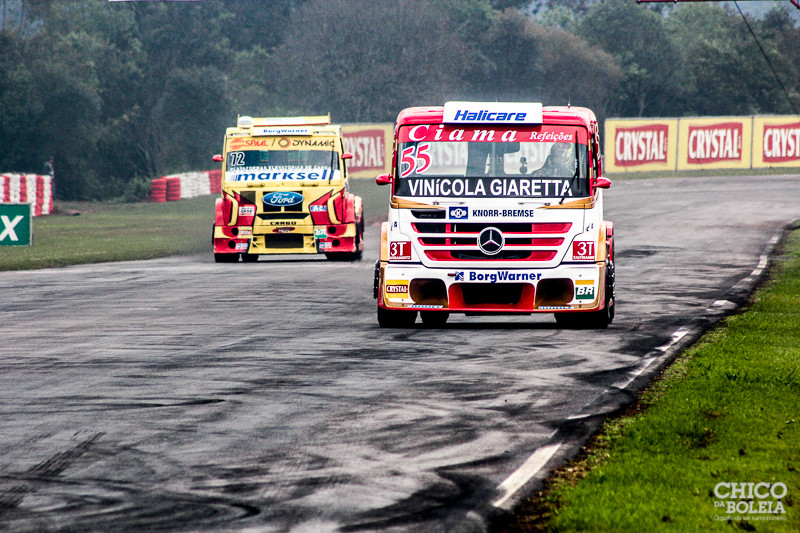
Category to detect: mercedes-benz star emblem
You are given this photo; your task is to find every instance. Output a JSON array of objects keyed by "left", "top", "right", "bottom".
[{"left": 477, "top": 227, "right": 504, "bottom": 256}]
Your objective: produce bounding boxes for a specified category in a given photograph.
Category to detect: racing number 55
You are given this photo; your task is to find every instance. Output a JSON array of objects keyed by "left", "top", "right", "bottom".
[{"left": 400, "top": 143, "right": 431, "bottom": 178}]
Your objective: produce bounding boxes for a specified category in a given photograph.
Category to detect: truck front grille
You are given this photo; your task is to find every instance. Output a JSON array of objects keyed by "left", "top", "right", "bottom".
[
  {"left": 412, "top": 222, "right": 571, "bottom": 262},
  {"left": 262, "top": 203, "right": 303, "bottom": 213},
  {"left": 262, "top": 234, "right": 305, "bottom": 248},
  {"left": 258, "top": 213, "right": 309, "bottom": 220}
]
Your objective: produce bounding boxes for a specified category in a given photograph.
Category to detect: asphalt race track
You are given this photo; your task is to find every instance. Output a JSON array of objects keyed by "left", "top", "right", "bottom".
[{"left": 1, "top": 175, "right": 799, "bottom": 533}]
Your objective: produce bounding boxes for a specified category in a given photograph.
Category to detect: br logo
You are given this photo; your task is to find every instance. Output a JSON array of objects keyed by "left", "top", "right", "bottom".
[{"left": 576, "top": 284, "right": 595, "bottom": 300}]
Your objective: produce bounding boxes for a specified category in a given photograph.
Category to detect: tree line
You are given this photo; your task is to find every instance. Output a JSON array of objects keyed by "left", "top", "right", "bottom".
[{"left": 0, "top": 0, "right": 798, "bottom": 200}]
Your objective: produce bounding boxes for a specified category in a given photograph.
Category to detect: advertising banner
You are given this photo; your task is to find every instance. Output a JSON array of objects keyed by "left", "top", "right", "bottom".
[
  {"left": 677, "top": 117, "right": 752, "bottom": 170},
  {"left": 604, "top": 119, "right": 678, "bottom": 173},
  {"left": 341, "top": 124, "right": 393, "bottom": 179},
  {"left": 752, "top": 116, "right": 800, "bottom": 168}
]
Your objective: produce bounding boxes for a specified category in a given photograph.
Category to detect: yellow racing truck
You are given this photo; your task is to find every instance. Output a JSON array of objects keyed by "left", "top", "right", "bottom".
[{"left": 212, "top": 115, "right": 364, "bottom": 262}]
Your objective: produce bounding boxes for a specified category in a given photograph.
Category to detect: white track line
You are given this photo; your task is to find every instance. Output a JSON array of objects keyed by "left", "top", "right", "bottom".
[
  {"left": 492, "top": 443, "right": 562, "bottom": 508},
  {"left": 491, "top": 229, "right": 785, "bottom": 511}
]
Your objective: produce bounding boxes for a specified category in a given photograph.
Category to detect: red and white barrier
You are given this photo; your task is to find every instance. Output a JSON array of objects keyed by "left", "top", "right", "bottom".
[
  {"left": 150, "top": 177, "right": 167, "bottom": 202},
  {"left": 150, "top": 170, "right": 222, "bottom": 201},
  {"left": 208, "top": 170, "right": 222, "bottom": 194},
  {"left": 0, "top": 173, "right": 53, "bottom": 216}
]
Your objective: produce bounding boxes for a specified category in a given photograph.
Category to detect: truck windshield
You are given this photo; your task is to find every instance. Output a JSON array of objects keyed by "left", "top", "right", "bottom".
[
  {"left": 394, "top": 125, "right": 590, "bottom": 199},
  {"left": 224, "top": 149, "right": 340, "bottom": 183}
]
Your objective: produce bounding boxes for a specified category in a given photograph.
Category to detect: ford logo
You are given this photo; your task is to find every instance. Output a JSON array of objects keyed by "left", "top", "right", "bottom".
[{"left": 263, "top": 191, "right": 303, "bottom": 207}]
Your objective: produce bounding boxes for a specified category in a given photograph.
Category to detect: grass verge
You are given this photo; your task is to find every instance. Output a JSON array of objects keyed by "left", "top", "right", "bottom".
[
  {"left": 0, "top": 196, "right": 216, "bottom": 271},
  {"left": 499, "top": 228, "right": 800, "bottom": 532},
  {"left": 0, "top": 181, "right": 387, "bottom": 272}
]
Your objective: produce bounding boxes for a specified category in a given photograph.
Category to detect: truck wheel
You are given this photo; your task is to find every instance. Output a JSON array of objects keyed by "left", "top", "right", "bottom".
[
  {"left": 373, "top": 260, "right": 381, "bottom": 299},
  {"left": 421, "top": 311, "right": 449, "bottom": 328},
  {"left": 351, "top": 224, "right": 364, "bottom": 261},
  {"left": 214, "top": 253, "right": 239, "bottom": 263},
  {"left": 241, "top": 253, "right": 259, "bottom": 262},
  {"left": 554, "top": 312, "right": 582, "bottom": 328},
  {"left": 326, "top": 252, "right": 357, "bottom": 261},
  {"left": 555, "top": 258, "right": 615, "bottom": 328},
  {"left": 377, "top": 306, "right": 417, "bottom": 328},
  {"left": 325, "top": 248, "right": 362, "bottom": 261},
  {"left": 584, "top": 259, "right": 615, "bottom": 329}
]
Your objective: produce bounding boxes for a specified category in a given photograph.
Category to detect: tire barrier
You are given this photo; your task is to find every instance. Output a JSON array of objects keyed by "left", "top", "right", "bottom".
[
  {"left": 208, "top": 169, "right": 222, "bottom": 194},
  {"left": 178, "top": 172, "right": 207, "bottom": 199},
  {"left": 150, "top": 177, "right": 167, "bottom": 202},
  {"left": 150, "top": 170, "right": 221, "bottom": 202},
  {"left": 166, "top": 177, "right": 182, "bottom": 201},
  {"left": 0, "top": 174, "right": 53, "bottom": 216}
]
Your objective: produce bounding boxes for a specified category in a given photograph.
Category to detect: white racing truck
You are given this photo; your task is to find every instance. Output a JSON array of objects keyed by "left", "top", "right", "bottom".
[{"left": 374, "top": 102, "right": 614, "bottom": 328}]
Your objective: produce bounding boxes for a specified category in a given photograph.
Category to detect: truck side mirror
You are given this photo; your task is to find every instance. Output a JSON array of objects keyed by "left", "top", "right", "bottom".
[
  {"left": 595, "top": 177, "right": 611, "bottom": 189},
  {"left": 376, "top": 173, "right": 392, "bottom": 186},
  {"left": 212, "top": 154, "right": 224, "bottom": 162},
  {"left": 341, "top": 152, "right": 354, "bottom": 160}
]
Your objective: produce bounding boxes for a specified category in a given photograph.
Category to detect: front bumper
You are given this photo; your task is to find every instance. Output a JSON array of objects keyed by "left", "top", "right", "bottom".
[
  {"left": 378, "top": 263, "right": 605, "bottom": 313},
  {"left": 213, "top": 223, "right": 358, "bottom": 255}
]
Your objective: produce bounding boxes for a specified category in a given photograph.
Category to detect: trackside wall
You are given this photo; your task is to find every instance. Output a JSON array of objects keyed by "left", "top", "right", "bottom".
[{"left": 605, "top": 115, "right": 800, "bottom": 173}]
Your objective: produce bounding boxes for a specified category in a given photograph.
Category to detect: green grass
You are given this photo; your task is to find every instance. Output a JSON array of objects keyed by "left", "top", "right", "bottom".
[
  {"left": 0, "top": 182, "right": 386, "bottom": 272},
  {"left": 0, "top": 196, "right": 216, "bottom": 271},
  {"left": 501, "top": 229, "right": 800, "bottom": 532}
]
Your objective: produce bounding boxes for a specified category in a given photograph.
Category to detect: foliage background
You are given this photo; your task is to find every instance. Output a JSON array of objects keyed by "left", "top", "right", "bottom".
[{"left": 0, "top": 0, "right": 798, "bottom": 200}]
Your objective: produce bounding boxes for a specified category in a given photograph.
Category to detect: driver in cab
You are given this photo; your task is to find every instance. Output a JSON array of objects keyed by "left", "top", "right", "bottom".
[{"left": 532, "top": 143, "right": 575, "bottom": 177}]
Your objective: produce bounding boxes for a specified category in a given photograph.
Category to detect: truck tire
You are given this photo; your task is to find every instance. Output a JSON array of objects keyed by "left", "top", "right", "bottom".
[
  {"left": 585, "top": 258, "right": 615, "bottom": 329},
  {"left": 373, "top": 260, "right": 381, "bottom": 299},
  {"left": 554, "top": 312, "right": 583, "bottom": 328},
  {"left": 555, "top": 258, "right": 615, "bottom": 328},
  {"left": 214, "top": 253, "right": 239, "bottom": 263},
  {"left": 325, "top": 251, "right": 361, "bottom": 261},
  {"left": 421, "top": 311, "right": 449, "bottom": 327},
  {"left": 377, "top": 306, "right": 417, "bottom": 328}
]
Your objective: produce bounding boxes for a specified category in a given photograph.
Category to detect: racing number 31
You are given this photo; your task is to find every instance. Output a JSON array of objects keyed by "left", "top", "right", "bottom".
[
  {"left": 400, "top": 143, "right": 431, "bottom": 178},
  {"left": 572, "top": 241, "right": 595, "bottom": 260},
  {"left": 389, "top": 241, "right": 411, "bottom": 260}
]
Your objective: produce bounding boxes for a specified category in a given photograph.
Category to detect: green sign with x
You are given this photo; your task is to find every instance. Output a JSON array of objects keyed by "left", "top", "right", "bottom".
[{"left": 0, "top": 203, "right": 32, "bottom": 246}]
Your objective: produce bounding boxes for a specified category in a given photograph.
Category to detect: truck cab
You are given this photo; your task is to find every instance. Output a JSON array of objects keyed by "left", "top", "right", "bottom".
[
  {"left": 374, "top": 102, "right": 614, "bottom": 327},
  {"left": 213, "top": 115, "right": 364, "bottom": 262}
]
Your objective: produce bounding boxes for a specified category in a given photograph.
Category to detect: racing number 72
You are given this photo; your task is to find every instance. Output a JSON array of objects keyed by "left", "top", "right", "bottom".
[{"left": 400, "top": 143, "right": 431, "bottom": 178}]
